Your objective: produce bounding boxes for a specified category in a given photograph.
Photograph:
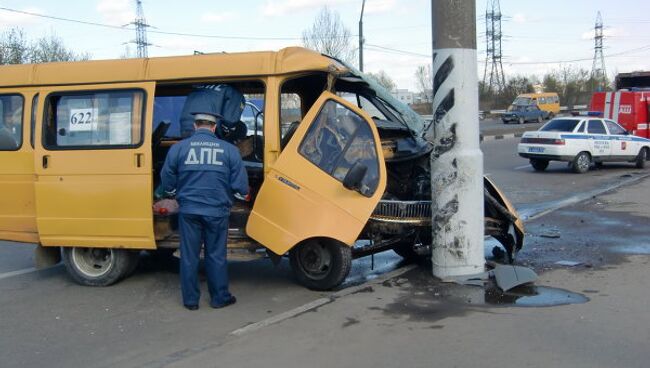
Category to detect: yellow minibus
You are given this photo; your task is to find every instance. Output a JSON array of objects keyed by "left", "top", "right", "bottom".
[
  {"left": 0, "top": 47, "right": 523, "bottom": 289},
  {"left": 512, "top": 92, "right": 560, "bottom": 118}
]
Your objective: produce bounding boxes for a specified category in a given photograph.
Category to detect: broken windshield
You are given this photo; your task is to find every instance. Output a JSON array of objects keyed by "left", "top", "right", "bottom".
[{"left": 341, "top": 61, "right": 426, "bottom": 136}]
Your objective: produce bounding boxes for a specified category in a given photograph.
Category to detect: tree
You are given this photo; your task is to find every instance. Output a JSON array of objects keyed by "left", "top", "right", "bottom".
[
  {"left": 366, "top": 70, "right": 395, "bottom": 91},
  {"left": 415, "top": 64, "right": 432, "bottom": 102},
  {"left": 301, "top": 6, "right": 356, "bottom": 65},
  {"left": 31, "top": 33, "right": 89, "bottom": 63},
  {"left": 0, "top": 28, "right": 30, "bottom": 65},
  {"left": 0, "top": 28, "right": 88, "bottom": 65}
]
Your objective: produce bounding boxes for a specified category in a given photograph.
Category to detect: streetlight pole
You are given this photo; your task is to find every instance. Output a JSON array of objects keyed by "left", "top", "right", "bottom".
[
  {"left": 429, "top": 0, "right": 484, "bottom": 278},
  {"left": 359, "top": 0, "right": 366, "bottom": 71}
]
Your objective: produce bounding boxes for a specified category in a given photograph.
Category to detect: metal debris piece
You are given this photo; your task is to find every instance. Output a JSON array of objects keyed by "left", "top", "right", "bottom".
[
  {"left": 555, "top": 260, "right": 583, "bottom": 267},
  {"left": 540, "top": 230, "right": 561, "bottom": 239},
  {"left": 492, "top": 264, "right": 538, "bottom": 292}
]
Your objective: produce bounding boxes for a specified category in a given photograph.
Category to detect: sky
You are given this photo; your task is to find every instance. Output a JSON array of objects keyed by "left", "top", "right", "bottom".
[{"left": 0, "top": 0, "right": 649, "bottom": 91}]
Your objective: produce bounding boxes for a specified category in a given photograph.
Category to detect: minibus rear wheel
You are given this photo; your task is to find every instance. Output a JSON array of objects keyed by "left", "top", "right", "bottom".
[
  {"left": 62, "top": 247, "right": 139, "bottom": 286},
  {"left": 289, "top": 238, "right": 352, "bottom": 291}
]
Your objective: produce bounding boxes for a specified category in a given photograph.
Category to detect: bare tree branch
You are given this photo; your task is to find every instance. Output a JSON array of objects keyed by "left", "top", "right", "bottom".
[{"left": 301, "top": 6, "right": 357, "bottom": 65}]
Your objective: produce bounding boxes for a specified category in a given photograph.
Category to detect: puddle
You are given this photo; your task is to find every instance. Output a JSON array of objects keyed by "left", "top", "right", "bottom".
[
  {"left": 381, "top": 268, "right": 589, "bottom": 322},
  {"left": 485, "top": 285, "right": 589, "bottom": 307},
  {"left": 610, "top": 244, "right": 650, "bottom": 255}
]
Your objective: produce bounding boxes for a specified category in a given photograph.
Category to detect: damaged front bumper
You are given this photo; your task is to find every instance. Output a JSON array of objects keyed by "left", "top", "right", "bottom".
[{"left": 363, "top": 177, "right": 525, "bottom": 261}]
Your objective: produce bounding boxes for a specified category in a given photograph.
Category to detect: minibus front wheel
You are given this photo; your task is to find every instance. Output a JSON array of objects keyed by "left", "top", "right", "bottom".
[
  {"left": 289, "top": 238, "right": 352, "bottom": 291},
  {"left": 62, "top": 247, "right": 139, "bottom": 286}
]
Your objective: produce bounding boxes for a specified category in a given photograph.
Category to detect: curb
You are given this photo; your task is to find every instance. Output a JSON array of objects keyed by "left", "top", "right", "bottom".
[
  {"left": 230, "top": 264, "right": 418, "bottom": 336},
  {"left": 480, "top": 132, "right": 524, "bottom": 142},
  {"left": 519, "top": 172, "right": 650, "bottom": 222}
]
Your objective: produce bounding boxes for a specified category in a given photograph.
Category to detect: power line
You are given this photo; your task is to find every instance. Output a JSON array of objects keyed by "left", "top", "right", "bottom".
[
  {"left": 0, "top": 6, "right": 128, "bottom": 30},
  {"left": 0, "top": 6, "right": 302, "bottom": 41},
  {"left": 365, "top": 44, "right": 429, "bottom": 58}
]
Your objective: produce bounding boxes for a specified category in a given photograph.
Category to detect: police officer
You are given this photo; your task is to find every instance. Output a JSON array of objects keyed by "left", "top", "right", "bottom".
[{"left": 161, "top": 111, "right": 249, "bottom": 310}]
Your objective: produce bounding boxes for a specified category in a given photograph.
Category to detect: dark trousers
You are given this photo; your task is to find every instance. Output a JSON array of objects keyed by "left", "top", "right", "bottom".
[{"left": 178, "top": 213, "right": 232, "bottom": 306}]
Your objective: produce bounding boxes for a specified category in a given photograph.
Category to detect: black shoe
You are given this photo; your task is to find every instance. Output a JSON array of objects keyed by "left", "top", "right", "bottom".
[
  {"left": 210, "top": 296, "right": 236, "bottom": 309},
  {"left": 184, "top": 304, "right": 199, "bottom": 311}
]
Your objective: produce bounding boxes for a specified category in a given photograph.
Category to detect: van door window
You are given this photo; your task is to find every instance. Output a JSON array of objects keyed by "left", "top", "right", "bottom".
[
  {"left": 44, "top": 90, "right": 144, "bottom": 149},
  {"left": 298, "top": 99, "right": 379, "bottom": 196},
  {"left": 0, "top": 94, "right": 24, "bottom": 151},
  {"left": 31, "top": 94, "right": 38, "bottom": 148},
  {"left": 280, "top": 93, "right": 301, "bottom": 142}
]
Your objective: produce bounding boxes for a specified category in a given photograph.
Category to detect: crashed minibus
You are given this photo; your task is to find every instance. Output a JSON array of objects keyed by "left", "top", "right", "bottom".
[{"left": 0, "top": 47, "right": 524, "bottom": 290}]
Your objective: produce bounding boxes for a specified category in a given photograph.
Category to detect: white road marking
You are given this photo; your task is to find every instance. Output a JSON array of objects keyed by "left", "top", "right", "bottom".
[
  {"left": 0, "top": 267, "right": 38, "bottom": 281},
  {"left": 514, "top": 164, "right": 532, "bottom": 170}
]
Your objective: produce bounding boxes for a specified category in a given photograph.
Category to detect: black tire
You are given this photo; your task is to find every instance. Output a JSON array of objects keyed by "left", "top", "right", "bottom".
[
  {"left": 62, "top": 247, "right": 139, "bottom": 286},
  {"left": 571, "top": 152, "right": 591, "bottom": 174},
  {"left": 124, "top": 251, "right": 141, "bottom": 278},
  {"left": 530, "top": 158, "right": 549, "bottom": 172},
  {"left": 635, "top": 148, "right": 647, "bottom": 169},
  {"left": 289, "top": 238, "right": 352, "bottom": 291},
  {"left": 548, "top": 112, "right": 555, "bottom": 119},
  {"left": 502, "top": 119, "right": 509, "bottom": 124},
  {"left": 518, "top": 117, "right": 525, "bottom": 125}
]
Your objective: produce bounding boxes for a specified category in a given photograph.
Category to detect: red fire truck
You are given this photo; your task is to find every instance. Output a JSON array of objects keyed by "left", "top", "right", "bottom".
[{"left": 590, "top": 71, "right": 650, "bottom": 138}]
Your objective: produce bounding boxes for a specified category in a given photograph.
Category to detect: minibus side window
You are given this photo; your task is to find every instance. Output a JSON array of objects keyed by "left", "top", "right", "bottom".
[
  {"left": 0, "top": 94, "right": 24, "bottom": 151},
  {"left": 44, "top": 90, "right": 144, "bottom": 149},
  {"left": 298, "top": 99, "right": 380, "bottom": 196}
]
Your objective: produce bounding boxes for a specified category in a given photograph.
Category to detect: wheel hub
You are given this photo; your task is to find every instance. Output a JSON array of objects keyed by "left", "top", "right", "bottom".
[
  {"left": 71, "top": 247, "right": 114, "bottom": 278},
  {"left": 298, "top": 242, "right": 332, "bottom": 280}
]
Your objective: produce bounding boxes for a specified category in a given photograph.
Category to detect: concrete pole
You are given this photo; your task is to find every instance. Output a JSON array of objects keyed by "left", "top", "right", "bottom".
[{"left": 430, "top": 0, "right": 484, "bottom": 278}]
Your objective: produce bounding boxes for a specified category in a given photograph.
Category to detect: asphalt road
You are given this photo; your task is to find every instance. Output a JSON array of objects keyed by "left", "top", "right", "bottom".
[{"left": 2, "top": 136, "right": 648, "bottom": 368}]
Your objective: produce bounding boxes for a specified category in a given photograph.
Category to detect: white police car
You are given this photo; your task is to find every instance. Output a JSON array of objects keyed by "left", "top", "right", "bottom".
[{"left": 517, "top": 117, "right": 650, "bottom": 173}]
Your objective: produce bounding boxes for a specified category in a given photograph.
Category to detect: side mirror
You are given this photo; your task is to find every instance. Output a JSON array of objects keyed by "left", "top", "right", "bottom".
[{"left": 343, "top": 161, "right": 367, "bottom": 191}]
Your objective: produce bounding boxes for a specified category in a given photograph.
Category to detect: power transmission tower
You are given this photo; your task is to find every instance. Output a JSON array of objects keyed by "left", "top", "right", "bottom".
[
  {"left": 128, "top": 0, "right": 150, "bottom": 58},
  {"left": 483, "top": 0, "right": 505, "bottom": 92},
  {"left": 591, "top": 11, "right": 607, "bottom": 91}
]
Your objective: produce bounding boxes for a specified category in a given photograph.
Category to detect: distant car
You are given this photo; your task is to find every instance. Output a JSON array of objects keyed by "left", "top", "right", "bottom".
[
  {"left": 517, "top": 117, "right": 650, "bottom": 173},
  {"left": 502, "top": 105, "right": 548, "bottom": 124}
]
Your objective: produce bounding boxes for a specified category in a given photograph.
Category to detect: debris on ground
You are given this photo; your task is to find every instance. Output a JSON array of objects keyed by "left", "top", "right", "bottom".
[{"left": 555, "top": 260, "right": 583, "bottom": 267}]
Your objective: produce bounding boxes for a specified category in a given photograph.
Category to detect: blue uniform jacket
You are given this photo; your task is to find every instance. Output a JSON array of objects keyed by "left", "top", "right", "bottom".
[{"left": 161, "top": 129, "right": 249, "bottom": 217}]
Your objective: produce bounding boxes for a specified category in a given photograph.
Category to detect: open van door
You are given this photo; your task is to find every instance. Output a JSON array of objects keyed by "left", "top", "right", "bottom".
[
  {"left": 33, "top": 82, "right": 155, "bottom": 249},
  {"left": 247, "top": 91, "right": 386, "bottom": 256}
]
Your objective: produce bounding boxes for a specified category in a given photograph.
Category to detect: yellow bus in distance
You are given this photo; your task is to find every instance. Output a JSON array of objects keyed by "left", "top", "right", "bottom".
[{"left": 512, "top": 92, "right": 560, "bottom": 118}]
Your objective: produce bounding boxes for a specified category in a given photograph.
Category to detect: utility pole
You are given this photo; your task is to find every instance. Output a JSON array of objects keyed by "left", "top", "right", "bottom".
[
  {"left": 591, "top": 11, "right": 607, "bottom": 91},
  {"left": 359, "top": 0, "right": 366, "bottom": 71},
  {"left": 129, "top": 0, "right": 151, "bottom": 58},
  {"left": 483, "top": 0, "right": 505, "bottom": 92},
  {"left": 430, "top": 0, "right": 484, "bottom": 278}
]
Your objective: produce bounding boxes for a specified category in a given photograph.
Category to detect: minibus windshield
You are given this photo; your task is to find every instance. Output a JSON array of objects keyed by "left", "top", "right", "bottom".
[{"left": 342, "top": 62, "right": 425, "bottom": 136}]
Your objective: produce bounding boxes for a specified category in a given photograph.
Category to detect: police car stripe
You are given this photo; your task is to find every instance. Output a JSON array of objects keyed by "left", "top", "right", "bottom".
[{"left": 560, "top": 134, "right": 650, "bottom": 142}]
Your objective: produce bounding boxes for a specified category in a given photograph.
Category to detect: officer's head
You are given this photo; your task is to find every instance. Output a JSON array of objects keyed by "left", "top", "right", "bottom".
[{"left": 191, "top": 112, "right": 221, "bottom": 133}]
